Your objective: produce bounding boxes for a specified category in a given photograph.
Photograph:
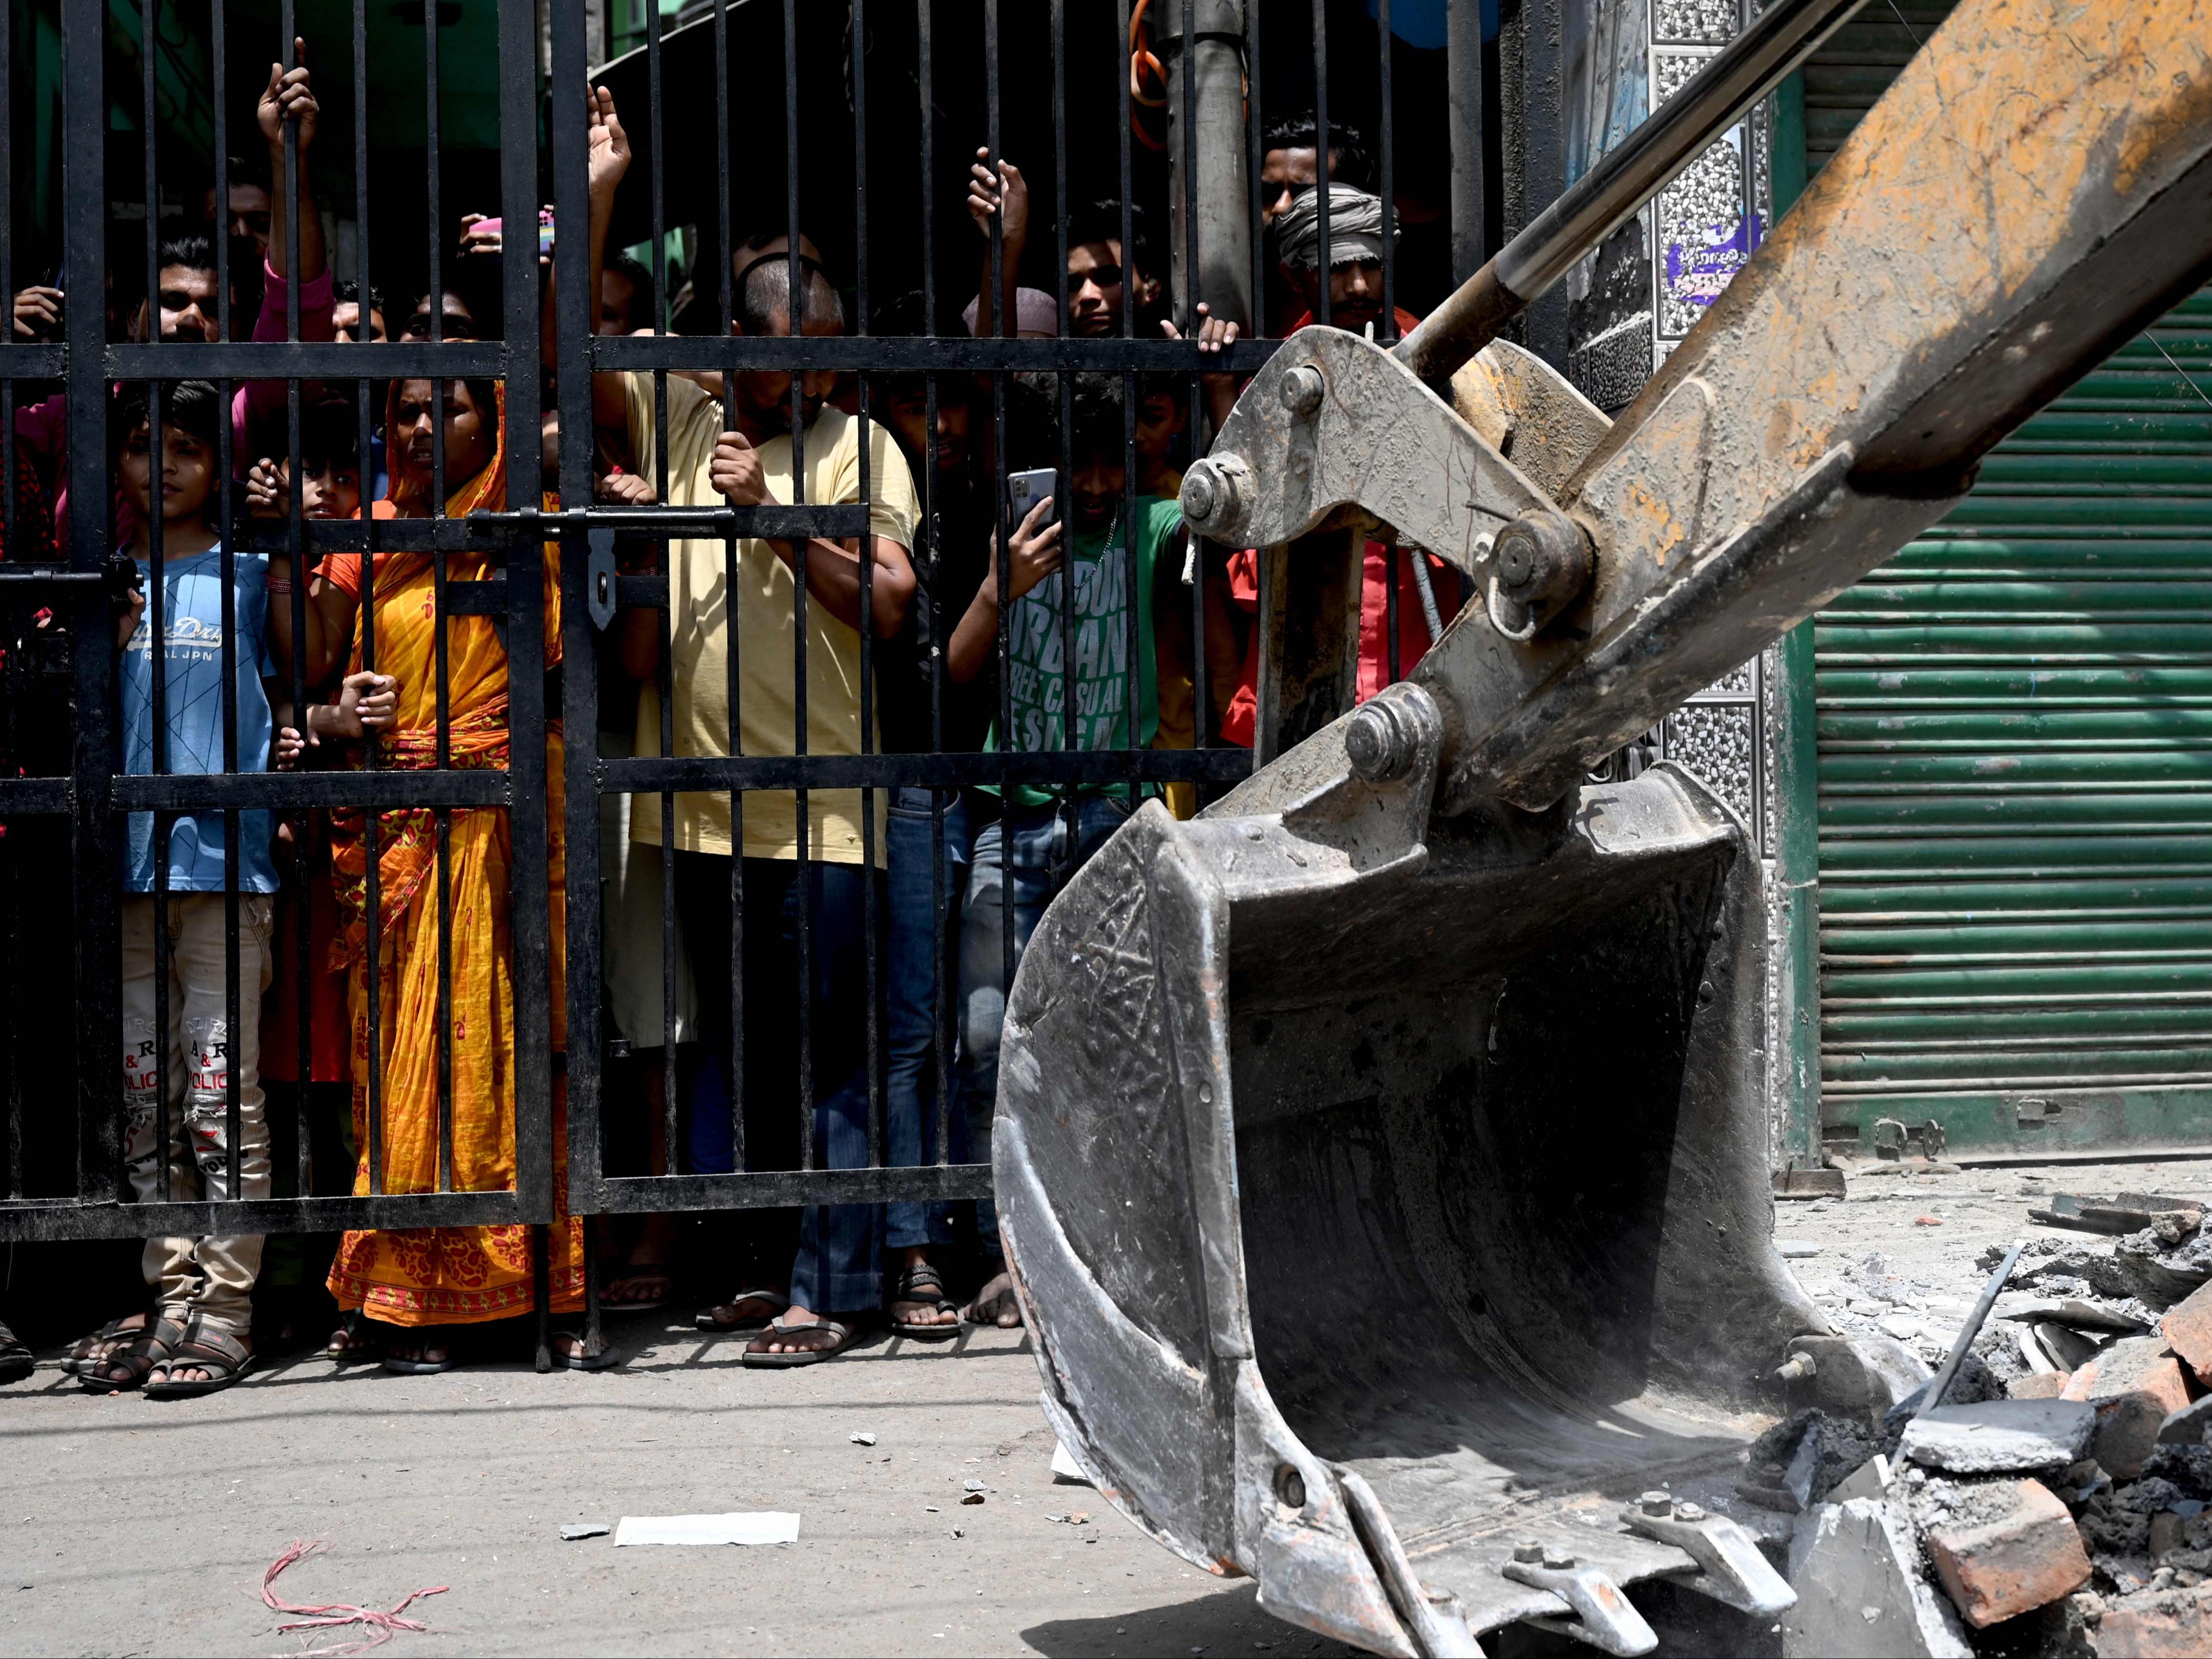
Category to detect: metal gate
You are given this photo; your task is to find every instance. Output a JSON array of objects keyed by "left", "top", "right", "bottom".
[{"left": 0, "top": 0, "right": 1491, "bottom": 1344}]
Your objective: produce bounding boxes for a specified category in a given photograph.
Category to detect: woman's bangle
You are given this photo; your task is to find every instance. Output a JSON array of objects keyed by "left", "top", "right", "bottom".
[{"left": 267, "top": 577, "right": 294, "bottom": 595}]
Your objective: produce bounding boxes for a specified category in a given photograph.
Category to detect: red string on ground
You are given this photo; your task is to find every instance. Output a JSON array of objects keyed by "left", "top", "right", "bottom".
[{"left": 259, "top": 1538, "right": 450, "bottom": 1657}]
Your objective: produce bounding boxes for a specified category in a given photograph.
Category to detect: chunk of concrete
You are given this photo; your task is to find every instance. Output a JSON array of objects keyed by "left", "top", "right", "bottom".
[
  {"left": 1784, "top": 1498, "right": 1974, "bottom": 1659},
  {"left": 1899, "top": 1400, "right": 2097, "bottom": 1475},
  {"left": 2160, "top": 1395, "right": 2212, "bottom": 1449},
  {"left": 1920, "top": 1478, "right": 2094, "bottom": 1629},
  {"left": 1829, "top": 1454, "right": 1892, "bottom": 1505}
]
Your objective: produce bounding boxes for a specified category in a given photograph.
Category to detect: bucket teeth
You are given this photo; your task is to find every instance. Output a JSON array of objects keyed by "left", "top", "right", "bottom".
[
  {"left": 1501, "top": 1553, "right": 1659, "bottom": 1656},
  {"left": 1618, "top": 1500, "right": 1797, "bottom": 1616}
]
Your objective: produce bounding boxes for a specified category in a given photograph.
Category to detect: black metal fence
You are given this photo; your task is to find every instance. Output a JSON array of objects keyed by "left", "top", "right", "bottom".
[{"left": 0, "top": 0, "right": 1480, "bottom": 1339}]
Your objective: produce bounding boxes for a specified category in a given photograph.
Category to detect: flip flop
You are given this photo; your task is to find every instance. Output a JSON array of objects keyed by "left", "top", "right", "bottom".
[
  {"left": 550, "top": 1326, "right": 622, "bottom": 1371},
  {"left": 0, "top": 1319, "right": 33, "bottom": 1386},
  {"left": 887, "top": 1264, "right": 961, "bottom": 1340},
  {"left": 694, "top": 1290, "right": 789, "bottom": 1334},
  {"left": 145, "top": 1318, "right": 254, "bottom": 1399},
  {"left": 742, "top": 1315, "right": 860, "bottom": 1369},
  {"left": 382, "top": 1338, "right": 461, "bottom": 1375}
]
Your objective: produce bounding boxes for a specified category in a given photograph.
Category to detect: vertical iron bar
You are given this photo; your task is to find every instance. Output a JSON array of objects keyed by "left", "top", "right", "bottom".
[
  {"left": 782, "top": 0, "right": 813, "bottom": 1175},
  {"left": 1116, "top": 0, "right": 1140, "bottom": 809},
  {"left": 715, "top": 0, "right": 744, "bottom": 1180},
  {"left": 1313, "top": 0, "right": 1331, "bottom": 325},
  {"left": 426, "top": 0, "right": 455, "bottom": 1197},
  {"left": 1245, "top": 0, "right": 1264, "bottom": 334},
  {"left": 918, "top": 0, "right": 951, "bottom": 1173},
  {"left": 853, "top": 0, "right": 881, "bottom": 1171},
  {"left": 989, "top": 0, "right": 1014, "bottom": 1007},
  {"left": 651, "top": 0, "right": 676, "bottom": 1185},
  {"left": 353, "top": 0, "right": 383, "bottom": 1200},
  {"left": 1378, "top": 0, "right": 1395, "bottom": 339},
  {"left": 63, "top": 0, "right": 118, "bottom": 1203},
  {"left": 527, "top": 0, "right": 572, "bottom": 1232}
]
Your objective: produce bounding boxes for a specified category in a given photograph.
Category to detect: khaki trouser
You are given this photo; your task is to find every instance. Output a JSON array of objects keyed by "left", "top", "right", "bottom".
[{"left": 121, "top": 893, "right": 273, "bottom": 1336}]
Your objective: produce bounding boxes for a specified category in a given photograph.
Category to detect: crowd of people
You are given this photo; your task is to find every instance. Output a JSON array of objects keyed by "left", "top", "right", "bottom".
[{"left": 0, "top": 53, "right": 1458, "bottom": 1391}]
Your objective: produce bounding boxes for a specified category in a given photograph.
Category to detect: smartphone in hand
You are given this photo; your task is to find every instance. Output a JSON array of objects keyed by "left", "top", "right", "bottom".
[{"left": 1006, "top": 467, "right": 1058, "bottom": 529}]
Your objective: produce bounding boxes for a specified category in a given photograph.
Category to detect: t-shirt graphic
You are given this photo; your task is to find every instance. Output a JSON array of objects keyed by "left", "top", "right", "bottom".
[
  {"left": 121, "top": 546, "right": 279, "bottom": 893},
  {"left": 990, "top": 495, "right": 1180, "bottom": 807}
]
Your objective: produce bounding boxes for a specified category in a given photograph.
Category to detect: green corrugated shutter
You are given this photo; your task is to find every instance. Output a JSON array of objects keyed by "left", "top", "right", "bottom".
[
  {"left": 1813, "top": 292, "right": 2212, "bottom": 1154},
  {"left": 1798, "top": 1, "right": 2212, "bottom": 1156}
]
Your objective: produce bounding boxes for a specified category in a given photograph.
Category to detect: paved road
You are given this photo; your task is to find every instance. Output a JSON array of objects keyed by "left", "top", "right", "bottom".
[{"left": 1, "top": 1316, "right": 1352, "bottom": 1658}]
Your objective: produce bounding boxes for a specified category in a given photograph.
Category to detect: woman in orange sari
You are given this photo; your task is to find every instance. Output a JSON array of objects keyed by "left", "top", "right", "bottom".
[{"left": 303, "top": 376, "right": 596, "bottom": 1371}]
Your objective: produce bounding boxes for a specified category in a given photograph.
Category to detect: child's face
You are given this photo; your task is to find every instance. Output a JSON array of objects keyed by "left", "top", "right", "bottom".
[
  {"left": 294, "top": 455, "right": 363, "bottom": 520},
  {"left": 119, "top": 420, "right": 216, "bottom": 526},
  {"left": 1134, "top": 393, "right": 1183, "bottom": 465},
  {"left": 1070, "top": 454, "right": 1127, "bottom": 530}
]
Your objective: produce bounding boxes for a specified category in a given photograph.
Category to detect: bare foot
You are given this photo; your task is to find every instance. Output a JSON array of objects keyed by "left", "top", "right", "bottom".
[{"left": 963, "top": 1269, "right": 1023, "bottom": 1328}]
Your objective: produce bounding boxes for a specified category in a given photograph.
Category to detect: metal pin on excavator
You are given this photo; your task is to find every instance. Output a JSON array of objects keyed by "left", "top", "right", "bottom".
[{"left": 993, "top": 0, "right": 2212, "bottom": 1652}]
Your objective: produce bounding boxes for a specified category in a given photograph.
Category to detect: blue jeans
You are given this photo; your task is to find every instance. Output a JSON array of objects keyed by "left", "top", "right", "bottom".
[
  {"left": 883, "top": 787, "right": 976, "bottom": 1250},
  {"left": 675, "top": 852, "right": 881, "bottom": 1315},
  {"left": 957, "top": 794, "right": 1136, "bottom": 1215}
]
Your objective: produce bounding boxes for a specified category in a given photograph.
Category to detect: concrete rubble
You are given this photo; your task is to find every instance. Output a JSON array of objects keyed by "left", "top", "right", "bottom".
[{"left": 1776, "top": 1200, "right": 2212, "bottom": 1657}]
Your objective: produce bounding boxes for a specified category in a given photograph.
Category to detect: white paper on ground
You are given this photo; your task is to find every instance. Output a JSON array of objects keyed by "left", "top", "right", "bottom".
[
  {"left": 1051, "top": 1441, "right": 1092, "bottom": 1485},
  {"left": 612, "top": 1512, "right": 801, "bottom": 1547}
]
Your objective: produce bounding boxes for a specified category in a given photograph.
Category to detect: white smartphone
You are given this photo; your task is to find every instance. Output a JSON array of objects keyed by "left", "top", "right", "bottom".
[{"left": 1006, "top": 467, "right": 1059, "bottom": 529}]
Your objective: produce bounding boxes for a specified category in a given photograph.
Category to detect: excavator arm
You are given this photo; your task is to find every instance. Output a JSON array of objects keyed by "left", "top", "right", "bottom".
[{"left": 996, "top": 3, "right": 2212, "bottom": 1654}]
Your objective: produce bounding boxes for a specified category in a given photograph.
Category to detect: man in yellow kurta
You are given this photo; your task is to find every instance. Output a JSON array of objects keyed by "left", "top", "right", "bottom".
[{"left": 596, "top": 254, "right": 918, "bottom": 1365}]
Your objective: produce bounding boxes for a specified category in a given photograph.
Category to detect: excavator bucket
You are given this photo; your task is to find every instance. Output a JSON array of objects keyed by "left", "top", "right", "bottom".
[{"left": 995, "top": 0, "right": 2212, "bottom": 1651}]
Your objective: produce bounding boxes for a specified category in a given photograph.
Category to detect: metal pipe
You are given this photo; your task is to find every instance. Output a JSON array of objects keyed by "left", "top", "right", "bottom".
[
  {"left": 1394, "top": 0, "right": 1872, "bottom": 386},
  {"left": 1156, "top": 0, "right": 1252, "bottom": 335}
]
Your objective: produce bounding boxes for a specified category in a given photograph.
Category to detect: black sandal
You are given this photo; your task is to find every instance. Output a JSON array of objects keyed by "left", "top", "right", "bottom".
[
  {"left": 0, "top": 1319, "right": 33, "bottom": 1386},
  {"left": 550, "top": 1324, "right": 621, "bottom": 1371},
  {"left": 79, "top": 1314, "right": 184, "bottom": 1393},
  {"left": 145, "top": 1317, "right": 254, "bottom": 1398},
  {"left": 741, "top": 1315, "right": 861, "bottom": 1368},
  {"left": 888, "top": 1264, "right": 961, "bottom": 1340}
]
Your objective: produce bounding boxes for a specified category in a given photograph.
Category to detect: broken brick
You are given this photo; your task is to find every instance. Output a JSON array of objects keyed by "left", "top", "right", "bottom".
[
  {"left": 1922, "top": 1477, "right": 2093, "bottom": 1628},
  {"left": 2165, "top": 1281, "right": 2212, "bottom": 1386},
  {"left": 2064, "top": 1361, "right": 2104, "bottom": 1403},
  {"left": 2010, "top": 1372, "right": 2073, "bottom": 1400},
  {"left": 2095, "top": 1584, "right": 2212, "bottom": 1658},
  {"left": 2084, "top": 1339, "right": 2195, "bottom": 1479}
]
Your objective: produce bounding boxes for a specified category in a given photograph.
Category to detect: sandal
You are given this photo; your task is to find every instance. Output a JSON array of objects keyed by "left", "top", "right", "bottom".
[
  {"left": 741, "top": 1315, "right": 861, "bottom": 1369},
  {"left": 382, "top": 1336, "right": 461, "bottom": 1376},
  {"left": 0, "top": 1319, "right": 32, "bottom": 1386},
  {"left": 694, "top": 1289, "right": 789, "bottom": 1334},
  {"left": 61, "top": 1313, "right": 146, "bottom": 1377},
  {"left": 550, "top": 1326, "right": 621, "bottom": 1372},
  {"left": 598, "top": 1261, "right": 672, "bottom": 1314},
  {"left": 326, "top": 1311, "right": 384, "bottom": 1364},
  {"left": 145, "top": 1318, "right": 254, "bottom": 1399},
  {"left": 79, "top": 1314, "right": 184, "bottom": 1393},
  {"left": 888, "top": 1264, "right": 961, "bottom": 1340}
]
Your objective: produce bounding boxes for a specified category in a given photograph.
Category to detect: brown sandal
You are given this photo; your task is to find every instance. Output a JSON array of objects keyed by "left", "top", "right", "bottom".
[
  {"left": 146, "top": 1317, "right": 254, "bottom": 1398},
  {"left": 79, "top": 1314, "right": 184, "bottom": 1393},
  {"left": 60, "top": 1313, "right": 146, "bottom": 1377}
]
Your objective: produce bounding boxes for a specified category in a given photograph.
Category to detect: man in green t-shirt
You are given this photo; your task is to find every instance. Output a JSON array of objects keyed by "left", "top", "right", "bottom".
[{"left": 944, "top": 375, "right": 1191, "bottom": 1325}]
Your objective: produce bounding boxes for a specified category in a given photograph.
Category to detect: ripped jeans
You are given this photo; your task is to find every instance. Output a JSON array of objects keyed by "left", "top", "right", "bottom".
[{"left": 121, "top": 893, "right": 274, "bottom": 1336}]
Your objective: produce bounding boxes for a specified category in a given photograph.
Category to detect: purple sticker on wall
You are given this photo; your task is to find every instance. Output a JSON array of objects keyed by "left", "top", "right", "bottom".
[{"left": 1665, "top": 212, "right": 1764, "bottom": 309}]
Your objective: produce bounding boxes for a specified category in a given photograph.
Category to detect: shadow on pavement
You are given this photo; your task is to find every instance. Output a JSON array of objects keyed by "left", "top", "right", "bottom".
[{"left": 1022, "top": 1585, "right": 1358, "bottom": 1658}]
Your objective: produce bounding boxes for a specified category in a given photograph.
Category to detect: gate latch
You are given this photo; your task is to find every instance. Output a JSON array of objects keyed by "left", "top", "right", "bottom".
[{"left": 586, "top": 528, "right": 618, "bottom": 631}]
